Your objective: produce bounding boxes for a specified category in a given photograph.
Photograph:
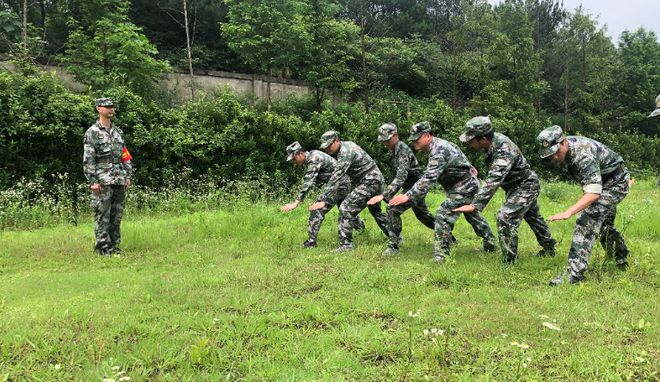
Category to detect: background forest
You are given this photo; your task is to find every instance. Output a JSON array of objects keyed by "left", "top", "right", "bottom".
[{"left": 0, "top": 0, "right": 658, "bottom": 192}]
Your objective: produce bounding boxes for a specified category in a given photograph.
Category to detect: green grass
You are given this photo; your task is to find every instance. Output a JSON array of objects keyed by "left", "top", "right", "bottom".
[{"left": 0, "top": 181, "right": 658, "bottom": 381}]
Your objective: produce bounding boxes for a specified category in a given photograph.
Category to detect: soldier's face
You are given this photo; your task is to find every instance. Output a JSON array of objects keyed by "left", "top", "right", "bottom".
[
  {"left": 382, "top": 134, "right": 398, "bottom": 150},
  {"left": 292, "top": 152, "right": 305, "bottom": 166},
  {"left": 467, "top": 137, "right": 487, "bottom": 151},
  {"left": 97, "top": 105, "right": 115, "bottom": 118},
  {"left": 411, "top": 133, "right": 431, "bottom": 152},
  {"left": 549, "top": 139, "right": 568, "bottom": 164},
  {"left": 324, "top": 140, "right": 340, "bottom": 155}
]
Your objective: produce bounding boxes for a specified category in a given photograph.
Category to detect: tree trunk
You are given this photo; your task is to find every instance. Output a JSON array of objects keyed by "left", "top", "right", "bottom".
[
  {"left": 183, "top": 0, "right": 195, "bottom": 101},
  {"left": 267, "top": 68, "right": 272, "bottom": 108},
  {"left": 564, "top": 64, "right": 569, "bottom": 129},
  {"left": 22, "top": 0, "right": 28, "bottom": 54},
  {"left": 360, "top": 17, "right": 369, "bottom": 113}
]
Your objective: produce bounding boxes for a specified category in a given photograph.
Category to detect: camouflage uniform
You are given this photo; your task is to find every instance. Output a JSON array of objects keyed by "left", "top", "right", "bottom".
[
  {"left": 319, "top": 131, "right": 389, "bottom": 249},
  {"left": 539, "top": 126, "right": 630, "bottom": 282},
  {"left": 379, "top": 127, "right": 434, "bottom": 250},
  {"left": 461, "top": 117, "right": 556, "bottom": 262},
  {"left": 83, "top": 99, "right": 132, "bottom": 253},
  {"left": 406, "top": 123, "right": 496, "bottom": 260},
  {"left": 292, "top": 147, "right": 364, "bottom": 244}
]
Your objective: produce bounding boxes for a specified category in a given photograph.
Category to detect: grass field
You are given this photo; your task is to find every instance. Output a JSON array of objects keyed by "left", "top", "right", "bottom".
[{"left": 0, "top": 181, "right": 658, "bottom": 381}]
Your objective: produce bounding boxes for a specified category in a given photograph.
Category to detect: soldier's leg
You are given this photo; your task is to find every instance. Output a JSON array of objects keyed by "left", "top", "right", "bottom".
[
  {"left": 434, "top": 193, "right": 471, "bottom": 260},
  {"left": 565, "top": 202, "right": 611, "bottom": 280},
  {"left": 463, "top": 210, "right": 497, "bottom": 250},
  {"left": 496, "top": 192, "right": 527, "bottom": 263},
  {"left": 365, "top": 181, "right": 389, "bottom": 237},
  {"left": 308, "top": 200, "right": 334, "bottom": 245},
  {"left": 337, "top": 182, "right": 374, "bottom": 249},
  {"left": 598, "top": 205, "right": 629, "bottom": 267},
  {"left": 411, "top": 197, "right": 436, "bottom": 230},
  {"left": 92, "top": 186, "right": 113, "bottom": 252},
  {"left": 524, "top": 199, "right": 556, "bottom": 251},
  {"left": 386, "top": 200, "right": 413, "bottom": 248},
  {"left": 108, "top": 185, "right": 126, "bottom": 249}
]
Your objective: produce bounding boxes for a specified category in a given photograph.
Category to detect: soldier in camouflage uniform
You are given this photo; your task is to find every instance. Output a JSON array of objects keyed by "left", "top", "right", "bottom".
[
  {"left": 367, "top": 123, "right": 436, "bottom": 257},
  {"left": 83, "top": 98, "right": 133, "bottom": 256},
  {"left": 452, "top": 116, "right": 556, "bottom": 263},
  {"left": 389, "top": 122, "right": 497, "bottom": 263},
  {"left": 309, "top": 131, "right": 390, "bottom": 251},
  {"left": 280, "top": 141, "right": 365, "bottom": 248},
  {"left": 648, "top": 94, "right": 660, "bottom": 118},
  {"left": 538, "top": 126, "right": 630, "bottom": 285}
]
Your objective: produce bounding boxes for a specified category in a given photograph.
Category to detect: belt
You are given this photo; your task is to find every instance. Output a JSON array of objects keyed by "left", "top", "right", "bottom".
[
  {"left": 97, "top": 157, "right": 121, "bottom": 164},
  {"left": 443, "top": 170, "right": 473, "bottom": 189}
]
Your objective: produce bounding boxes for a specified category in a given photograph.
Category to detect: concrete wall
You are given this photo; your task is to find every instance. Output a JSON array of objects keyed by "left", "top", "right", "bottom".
[
  {"left": 167, "top": 69, "right": 310, "bottom": 102},
  {"left": 0, "top": 60, "right": 310, "bottom": 102}
]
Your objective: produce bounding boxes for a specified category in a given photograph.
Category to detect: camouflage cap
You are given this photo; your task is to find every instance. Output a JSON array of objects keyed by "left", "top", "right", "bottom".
[
  {"left": 319, "top": 130, "right": 339, "bottom": 149},
  {"left": 460, "top": 116, "right": 493, "bottom": 142},
  {"left": 407, "top": 121, "right": 431, "bottom": 142},
  {"left": 377, "top": 123, "right": 397, "bottom": 141},
  {"left": 648, "top": 94, "right": 660, "bottom": 118},
  {"left": 537, "top": 125, "right": 565, "bottom": 158},
  {"left": 286, "top": 141, "right": 303, "bottom": 161},
  {"left": 95, "top": 97, "right": 114, "bottom": 107}
]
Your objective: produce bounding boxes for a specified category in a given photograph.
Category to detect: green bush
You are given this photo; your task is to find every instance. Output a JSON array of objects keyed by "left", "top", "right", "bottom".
[{"left": 0, "top": 69, "right": 657, "bottom": 200}]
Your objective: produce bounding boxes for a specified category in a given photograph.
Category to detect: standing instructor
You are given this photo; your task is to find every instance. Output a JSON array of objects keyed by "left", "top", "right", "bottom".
[{"left": 83, "top": 98, "right": 133, "bottom": 256}]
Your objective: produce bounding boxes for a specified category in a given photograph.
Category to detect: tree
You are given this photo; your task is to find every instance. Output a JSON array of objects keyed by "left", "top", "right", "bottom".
[
  {"left": 302, "top": 0, "right": 360, "bottom": 109},
  {"left": 609, "top": 28, "right": 660, "bottom": 135},
  {"left": 60, "top": 1, "right": 170, "bottom": 99},
  {"left": 552, "top": 8, "right": 615, "bottom": 130},
  {"left": 221, "top": 0, "right": 312, "bottom": 105}
]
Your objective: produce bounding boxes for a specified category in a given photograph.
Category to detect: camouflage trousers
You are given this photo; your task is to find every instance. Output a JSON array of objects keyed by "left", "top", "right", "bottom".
[
  {"left": 496, "top": 179, "right": 556, "bottom": 261},
  {"left": 567, "top": 172, "right": 630, "bottom": 279},
  {"left": 338, "top": 177, "right": 389, "bottom": 248},
  {"left": 91, "top": 184, "right": 126, "bottom": 251},
  {"left": 308, "top": 181, "right": 364, "bottom": 243},
  {"left": 386, "top": 196, "right": 435, "bottom": 248},
  {"left": 435, "top": 177, "right": 496, "bottom": 258}
]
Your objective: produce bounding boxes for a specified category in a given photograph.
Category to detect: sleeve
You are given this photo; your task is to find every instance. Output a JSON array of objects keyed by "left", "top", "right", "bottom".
[
  {"left": 472, "top": 149, "right": 515, "bottom": 211},
  {"left": 575, "top": 156, "right": 602, "bottom": 194},
  {"left": 383, "top": 151, "right": 410, "bottom": 201},
  {"left": 319, "top": 150, "right": 351, "bottom": 203},
  {"left": 405, "top": 149, "right": 446, "bottom": 201},
  {"left": 83, "top": 130, "right": 98, "bottom": 185},
  {"left": 297, "top": 160, "right": 321, "bottom": 202},
  {"left": 119, "top": 130, "right": 133, "bottom": 178}
]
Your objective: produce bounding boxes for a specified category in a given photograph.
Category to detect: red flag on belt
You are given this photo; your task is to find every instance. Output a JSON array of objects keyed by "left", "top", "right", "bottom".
[{"left": 121, "top": 147, "right": 133, "bottom": 163}]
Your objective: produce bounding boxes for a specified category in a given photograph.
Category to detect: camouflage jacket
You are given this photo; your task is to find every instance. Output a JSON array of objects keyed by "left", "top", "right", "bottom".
[
  {"left": 472, "top": 133, "right": 537, "bottom": 211},
  {"left": 83, "top": 121, "right": 133, "bottom": 186},
  {"left": 297, "top": 150, "right": 347, "bottom": 202},
  {"left": 383, "top": 141, "right": 423, "bottom": 201},
  {"left": 565, "top": 136, "right": 625, "bottom": 193},
  {"left": 320, "top": 141, "right": 382, "bottom": 202},
  {"left": 406, "top": 137, "right": 473, "bottom": 201}
]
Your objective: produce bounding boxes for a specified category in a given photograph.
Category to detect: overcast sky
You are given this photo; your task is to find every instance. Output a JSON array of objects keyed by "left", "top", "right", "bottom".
[{"left": 489, "top": 0, "right": 660, "bottom": 44}]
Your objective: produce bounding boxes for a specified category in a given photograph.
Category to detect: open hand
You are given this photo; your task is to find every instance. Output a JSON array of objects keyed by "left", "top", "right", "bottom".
[
  {"left": 280, "top": 202, "right": 299, "bottom": 212},
  {"left": 388, "top": 194, "right": 409, "bottom": 206},
  {"left": 548, "top": 212, "right": 572, "bottom": 222},
  {"left": 309, "top": 201, "right": 326, "bottom": 211},
  {"left": 452, "top": 204, "right": 476, "bottom": 213},
  {"left": 367, "top": 195, "right": 384, "bottom": 206}
]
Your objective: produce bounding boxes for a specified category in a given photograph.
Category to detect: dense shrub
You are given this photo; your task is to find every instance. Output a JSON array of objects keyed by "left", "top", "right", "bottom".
[{"left": 0, "top": 69, "right": 657, "bottom": 197}]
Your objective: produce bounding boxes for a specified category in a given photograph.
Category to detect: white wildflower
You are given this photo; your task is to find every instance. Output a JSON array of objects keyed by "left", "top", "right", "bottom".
[{"left": 542, "top": 322, "right": 561, "bottom": 331}]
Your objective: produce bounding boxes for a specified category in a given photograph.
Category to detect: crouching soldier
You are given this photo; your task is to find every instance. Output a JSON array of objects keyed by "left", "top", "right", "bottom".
[{"left": 281, "top": 141, "right": 365, "bottom": 248}]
